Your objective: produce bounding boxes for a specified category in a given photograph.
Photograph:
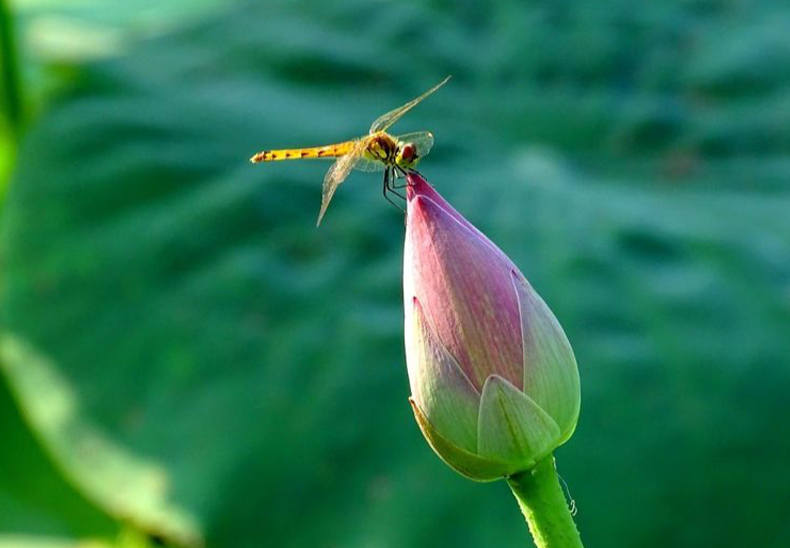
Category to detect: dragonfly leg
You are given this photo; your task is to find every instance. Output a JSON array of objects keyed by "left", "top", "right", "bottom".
[
  {"left": 382, "top": 168, "right": 406, "bottom": 213},
  {"left": 390, "top": 165, "right": 411, "bottom": 189},
  {"left": 387, "top": 179, "right": 406, "bottom": 200},
  {"left": 385, "top": 168, "right": 406, "bottom": 200}
]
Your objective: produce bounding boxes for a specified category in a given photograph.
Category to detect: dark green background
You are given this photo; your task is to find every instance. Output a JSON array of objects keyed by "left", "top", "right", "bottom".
[{"left": 2, "top": 0, "right": 789, "bottom": 547}]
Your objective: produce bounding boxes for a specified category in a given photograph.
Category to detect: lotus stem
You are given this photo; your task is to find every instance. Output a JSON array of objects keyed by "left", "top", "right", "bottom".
[{"left": 507, "top": 455, "right": 584, "bottom": 548}]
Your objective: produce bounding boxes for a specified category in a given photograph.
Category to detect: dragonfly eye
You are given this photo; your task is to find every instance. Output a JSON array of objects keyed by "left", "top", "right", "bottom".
[{"left": 400, "top": 144, "right": 416, "bottom": 161}]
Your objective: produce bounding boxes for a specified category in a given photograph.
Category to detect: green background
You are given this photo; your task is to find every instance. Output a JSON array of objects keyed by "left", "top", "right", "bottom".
[{"left": 2, "top": 0, "right": 790, "bottom": 547}]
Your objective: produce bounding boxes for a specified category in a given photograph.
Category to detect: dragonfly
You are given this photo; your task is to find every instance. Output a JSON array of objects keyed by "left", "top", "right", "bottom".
[{"left": 250, "top": 76, "right": 450, "bottom": 225}]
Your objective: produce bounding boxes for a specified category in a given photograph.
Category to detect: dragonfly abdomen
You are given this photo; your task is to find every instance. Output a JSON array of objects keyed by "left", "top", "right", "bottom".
[{"left": 250, "top": 141, "right": 355, "bottom": 163}]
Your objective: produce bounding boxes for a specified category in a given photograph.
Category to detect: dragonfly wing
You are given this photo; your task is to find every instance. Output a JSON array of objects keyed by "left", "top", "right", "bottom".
[
  {"left": 394, "top": 131, "right": 435, "bottom": 159},
  {"left": 352, "top": 156, "right": 386, "bottom": 173},
  {"left": 369, "top": 76, "right": 451, "bottom": 134},
  {"left": 317, "top": 138, "right": 368, "bottom": 226}
]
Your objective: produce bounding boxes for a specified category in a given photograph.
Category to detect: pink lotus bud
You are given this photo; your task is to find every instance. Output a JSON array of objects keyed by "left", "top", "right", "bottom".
[{"left": 404, "top": 173, "right": 580, "bottom": 481}]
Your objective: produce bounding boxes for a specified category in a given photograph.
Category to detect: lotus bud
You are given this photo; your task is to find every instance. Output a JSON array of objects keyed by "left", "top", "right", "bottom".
[{"left": 403, "top": 172, "right": 580, "bottom": 481}]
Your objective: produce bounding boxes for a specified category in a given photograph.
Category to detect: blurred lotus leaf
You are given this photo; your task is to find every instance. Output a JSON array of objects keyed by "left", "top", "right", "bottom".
[{"left": 2, "top": 1, "right": 790, "bottom": 548}]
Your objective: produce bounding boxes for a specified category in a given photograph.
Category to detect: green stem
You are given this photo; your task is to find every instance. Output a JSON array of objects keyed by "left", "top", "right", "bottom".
[
  {"left": 0, "top": 0, "right": 24, "bottom": 139},
  {"left": 507, "top": 455, "right": 584, "bottom": 548}
]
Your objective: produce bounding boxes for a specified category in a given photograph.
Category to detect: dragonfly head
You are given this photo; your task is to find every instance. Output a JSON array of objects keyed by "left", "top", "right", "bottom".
[{"left": 395, "top": 142, "right": 420, "bottom": 170}]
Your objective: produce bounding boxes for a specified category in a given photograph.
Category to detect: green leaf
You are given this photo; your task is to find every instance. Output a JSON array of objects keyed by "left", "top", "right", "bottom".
[
  {"left": 0, "top": 367, "right": 117, "bottom": 541},
  {"left": 0, "top": 539, "right": 97, "bottom": 548},
  {"left": 0, "top": 339, "right": 199, "bottom": 546}
]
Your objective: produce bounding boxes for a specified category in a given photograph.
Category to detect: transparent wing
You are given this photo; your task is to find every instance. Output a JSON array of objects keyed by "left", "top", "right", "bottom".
[
  {"left": 352, "top": 155, "right": 387, "bottom": 173},
  {"left": 369, "top": 76, "right": 451, "bottom": 134},
  {"left": 394, "top": 131, "right": 435, "bottom": 159},
  {"left": 317, "top": 138, "right": 369, "bottom": 226}
]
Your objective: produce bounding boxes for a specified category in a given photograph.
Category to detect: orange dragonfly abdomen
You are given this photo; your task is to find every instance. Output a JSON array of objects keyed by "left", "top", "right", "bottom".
[{"left": 250, "top": 140, "right": 356, "bottom": 163}]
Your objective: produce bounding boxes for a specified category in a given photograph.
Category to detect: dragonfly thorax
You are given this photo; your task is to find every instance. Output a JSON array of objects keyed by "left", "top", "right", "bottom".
[{"left": 366, "top": 133, "right": 399, "bottom": 163}]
